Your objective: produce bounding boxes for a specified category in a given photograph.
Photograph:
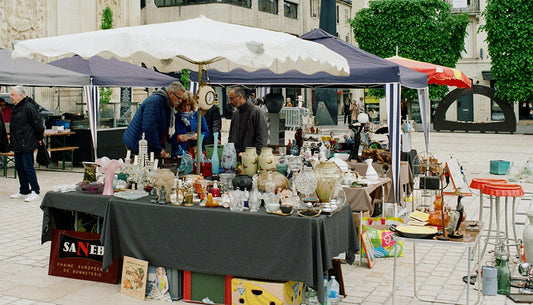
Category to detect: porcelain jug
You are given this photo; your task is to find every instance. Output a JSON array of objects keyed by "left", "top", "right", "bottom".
[
  {"left": 364, "top": 158, "right": 379, "bottom": 180},
  {"left": 523, "top": 211, "right": 533, "bottom": 263},
  {"left": 221, "top": 142, "right": 237, "bottom": 173},
  {"left": 242, "top": 147, "right": 258, "bottom": 177},
  {"left": 258, "top": 147, "right": 276, "bottom": 174}
]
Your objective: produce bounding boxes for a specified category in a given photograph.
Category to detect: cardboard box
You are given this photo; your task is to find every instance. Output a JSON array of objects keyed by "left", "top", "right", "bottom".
[
  {"left": 183, "top": 271, "right": 232, "bottom": 305},
  {"left": 231, "top": 278, "right": 303, "bottom": 305}
]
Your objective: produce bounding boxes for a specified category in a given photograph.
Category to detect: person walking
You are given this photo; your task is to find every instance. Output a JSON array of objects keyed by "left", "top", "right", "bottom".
[
  {"left": 343, "top": 99, "right": 351, "bottom": 124},
  {"left": 9, "top": 85, "right": 44, "bottom": 202}
]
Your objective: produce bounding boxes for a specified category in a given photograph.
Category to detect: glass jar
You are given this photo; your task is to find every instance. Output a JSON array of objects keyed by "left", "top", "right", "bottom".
[
  {"left": 315, "top": 162, "right": 341, "bottom": 202},
  {"left": 295, "top": 166, "right": 317, "bottom": 201},
  {"left": 428, "top": 194, "right": 450, "bottom": 229}
]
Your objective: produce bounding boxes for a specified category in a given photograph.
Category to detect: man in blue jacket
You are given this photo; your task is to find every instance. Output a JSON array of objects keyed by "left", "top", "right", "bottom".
[{"left": 122, "top": 82, "right": 185, "bottom": 157}]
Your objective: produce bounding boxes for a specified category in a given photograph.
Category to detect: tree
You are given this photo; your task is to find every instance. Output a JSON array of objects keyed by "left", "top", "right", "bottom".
[
  {"left": 101, "top": 6, "right": 113, "bottom": 30},
  {"left": 100, "top": 7, "right": 114, "bottom": 103},
  {"left": 349, "top": 0, "right": 469, "bottom": 101},
  {"left": 482, "top": 0, "right": 533, "bottom": 103}
]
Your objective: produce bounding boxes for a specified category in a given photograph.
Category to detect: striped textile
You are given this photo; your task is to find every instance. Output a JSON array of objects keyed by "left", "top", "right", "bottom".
[
  {"left": 417, "top": 87, "right": 431, "bottom": 155},
  {"left": 386, "top": 83, "right": 401, "bottom": 205},
  {"left": 84, "top": 85, "right": 99, "bottom": 161}
]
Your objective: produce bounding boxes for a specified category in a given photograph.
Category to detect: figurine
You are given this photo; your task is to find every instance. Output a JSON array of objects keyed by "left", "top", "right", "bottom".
[
  {"left": 154, "top": 169, "right": 175, "bottom": 203},
  {"left": 95, "top": 157, "right": 124, "bottom": 195},
  {"left": 150, "top": 187, "right": 159, "bottom": 204},
  {"left": 159, "top": 187, "right": 167, "bottom": 204}
]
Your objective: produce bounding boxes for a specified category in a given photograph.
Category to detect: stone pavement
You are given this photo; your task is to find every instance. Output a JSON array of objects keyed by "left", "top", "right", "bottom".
[{"left": 0, "top": 130, "right": 532, "bottom": 304}]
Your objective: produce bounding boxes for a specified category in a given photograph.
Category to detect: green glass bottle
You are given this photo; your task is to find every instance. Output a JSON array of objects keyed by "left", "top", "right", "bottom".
[{"left": 497, "top": 255, "right": 511, "bottom": 295}]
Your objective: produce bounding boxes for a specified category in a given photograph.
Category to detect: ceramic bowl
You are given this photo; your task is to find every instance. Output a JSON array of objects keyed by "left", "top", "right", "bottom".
[
  {"left": 280, "top": 205, "right": 293, "bottom": 214},
  {"left": 265, "top": 202, "right": 280, "bottom": 213}
]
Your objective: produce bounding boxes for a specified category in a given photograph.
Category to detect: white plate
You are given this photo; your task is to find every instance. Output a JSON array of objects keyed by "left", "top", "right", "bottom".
[{"left": 113, "top": 190, "right": 148, "bottom": 200}]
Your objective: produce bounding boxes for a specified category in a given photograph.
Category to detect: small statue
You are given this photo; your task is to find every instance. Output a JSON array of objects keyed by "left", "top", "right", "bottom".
[
  {"left": 150, "top": 187, "right": 158, "bottom": 204},
  {"left": 159, "top": 187, "right": 167, "bottom": 204}
]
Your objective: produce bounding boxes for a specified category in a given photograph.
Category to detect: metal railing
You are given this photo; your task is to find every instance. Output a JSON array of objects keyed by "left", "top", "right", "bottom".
[{"left": 280, "top": 107, "right": 311, "bottom": 130}]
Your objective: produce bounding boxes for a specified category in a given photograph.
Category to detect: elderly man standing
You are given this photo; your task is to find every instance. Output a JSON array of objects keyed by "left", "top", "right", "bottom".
[
  {"left": 9, "top": 85, "right": 44, "bottom": 202},
  {"left": 228, "top": 86, "right": 268, "bottom": 155},
  {"left": 123, "top": 82, "right": 185, "bottom": 157}
]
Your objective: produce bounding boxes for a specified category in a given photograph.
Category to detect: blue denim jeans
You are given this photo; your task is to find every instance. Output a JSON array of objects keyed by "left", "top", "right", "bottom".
[{"left": 14, "top": 151, "right": 40, "bottom": 195}]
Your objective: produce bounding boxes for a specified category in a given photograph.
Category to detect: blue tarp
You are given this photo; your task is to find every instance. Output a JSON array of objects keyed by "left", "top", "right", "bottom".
[
  {"left": 50, "top": 55, "right": 177, "bottom": 87},
  {"left": 191, "top": 29, "right": 427, "bottom": 89}
]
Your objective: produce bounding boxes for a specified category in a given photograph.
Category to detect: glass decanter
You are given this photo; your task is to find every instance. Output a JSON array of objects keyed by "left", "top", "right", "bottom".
[{"left": 295, "top": 166, "right": 317, "bottom": 202}]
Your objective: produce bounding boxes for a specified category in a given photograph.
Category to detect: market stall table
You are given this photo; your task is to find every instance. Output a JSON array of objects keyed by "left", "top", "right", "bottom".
[
  {"left": 349, "top": 161, "right": 414, "bottom": 205},
  {"left": 43, "top": 131, "right": 78, "bottom": 170},
  {"left": 392, "top": 222, "right": 483, "bottom": 305},
  {"left": 40, "top": 191, "right": 358, "bottom": 304}
]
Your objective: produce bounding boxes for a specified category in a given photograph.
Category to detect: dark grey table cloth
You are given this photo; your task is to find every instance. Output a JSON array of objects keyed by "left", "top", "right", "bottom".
[
  {"left": 40, "top": 191, "right": 111, "bottom": 243},
  {"left": 101, "top": 199, "right": 357, "bottom": 303},
  {"left": 39, "top": 191, "right": 357, "bottom": 304}
]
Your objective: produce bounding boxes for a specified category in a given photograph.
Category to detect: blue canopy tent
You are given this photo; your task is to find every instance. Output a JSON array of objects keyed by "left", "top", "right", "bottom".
[
  {"left": 49, "top": 55, "right": 178, "bottom": 161},
  {"left": 191, "top": 29, "right": 430, "bottom": 213}
]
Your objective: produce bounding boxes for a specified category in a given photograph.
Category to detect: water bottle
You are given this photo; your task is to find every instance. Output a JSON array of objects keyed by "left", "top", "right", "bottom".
[
  {"left": 307, "top": 287, "right": 319, "bottom": 305},
  {"left": 327, "top": 276, "right": 340, "bottom": 305}
]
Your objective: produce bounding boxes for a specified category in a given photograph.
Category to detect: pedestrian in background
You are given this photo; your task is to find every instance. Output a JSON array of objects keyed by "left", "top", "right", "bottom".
[
  {"left": 9, "top": 85, "right": 44, "bottom": 202},
  {"left": 343, "top": 99, "right": 351, "bottom": 124}
]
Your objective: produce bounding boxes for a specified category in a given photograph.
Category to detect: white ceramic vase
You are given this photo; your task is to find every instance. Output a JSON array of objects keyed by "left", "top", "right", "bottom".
[
  {"left": 258, "top": 147, "right": 276, "bottom": 174},
  {"left": 242, "top": 147, "right": 258, "bottom": 177},
  {"left": 221, "top": 142, "right": 236, "bottom": 174},
  {"left": 523, "top": 211, "right": 533, "bottom": 263},
  {"left": 365, "top": 158, "right": 379, "bottom": 180}
]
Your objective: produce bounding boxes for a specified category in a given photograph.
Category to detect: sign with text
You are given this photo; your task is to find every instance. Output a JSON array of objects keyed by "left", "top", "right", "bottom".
[{"left": 49, "top": 230, "right": 120, "bottom": 284}]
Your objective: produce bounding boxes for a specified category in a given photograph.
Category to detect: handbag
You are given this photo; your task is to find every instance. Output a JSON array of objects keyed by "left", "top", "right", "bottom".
[{"left": 36, "top": 142, "right": 51, "bottom": 166}]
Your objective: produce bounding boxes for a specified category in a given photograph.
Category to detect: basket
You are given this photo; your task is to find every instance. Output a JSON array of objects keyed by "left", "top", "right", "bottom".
[{"left": 490, "top": 160, "right": 510, "bottom": 175}]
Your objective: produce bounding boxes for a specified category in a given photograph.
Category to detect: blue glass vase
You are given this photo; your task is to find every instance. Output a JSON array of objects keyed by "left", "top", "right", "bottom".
[{"left": 211, "top": 132, "right": 220, "bottom": 175}]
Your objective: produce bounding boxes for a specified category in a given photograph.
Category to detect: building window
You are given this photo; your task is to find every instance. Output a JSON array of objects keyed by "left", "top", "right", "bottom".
[
  {"left": 336, "top": 5, "right": 339, "bottom": 23},
  {"left": 154, "top": 0, "right": 251, "bottom": 8},
  {"left": 310, "top": 0, "right": 319, "bottom": 18},
  {"left": 284, "top": 1, "right": 297, "bottom": 19},
  {"left": 259, "top": 0, "right": 278, "bottom": 14}
]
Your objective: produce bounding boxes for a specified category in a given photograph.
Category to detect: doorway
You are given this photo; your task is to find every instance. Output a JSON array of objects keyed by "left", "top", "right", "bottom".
[{"left": 456, "top": 94, "right": 473, "bottom": 122}]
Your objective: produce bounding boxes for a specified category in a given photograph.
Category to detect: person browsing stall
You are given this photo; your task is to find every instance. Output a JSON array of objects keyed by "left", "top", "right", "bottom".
[
  {"left": 9, "top": 86, "right": 44, "bottom": 202},
  {"left": 122, "top": 82, "right": 185, "bottom": 158},
  {"left": 170, "top": 91, "right": 209, "bottom": 157},
  {"left": 228, "top": 86, "right": 268, "bottom": 155}
]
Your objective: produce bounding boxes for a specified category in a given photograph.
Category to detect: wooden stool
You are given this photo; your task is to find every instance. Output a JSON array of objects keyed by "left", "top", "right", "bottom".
[
  {"left": 480, "top": 183, "right": 524, "bottom": 258},
  {"left": 469, "top": 178, "right": 507, "bottom": 222}
]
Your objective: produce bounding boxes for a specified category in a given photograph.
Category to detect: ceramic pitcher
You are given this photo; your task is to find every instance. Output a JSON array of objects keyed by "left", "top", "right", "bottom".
[
  {"left": 258, "top": 147, "right": 276, "bottom": 174},
  {"left": 523, "top": 211, "right": 533, "bottom": 263},
  {"left": 242, "top": 147, "right": 258, "bottom": 177},
  {"left": 221, "top": 142, "right": 236, "bottom": 174}
]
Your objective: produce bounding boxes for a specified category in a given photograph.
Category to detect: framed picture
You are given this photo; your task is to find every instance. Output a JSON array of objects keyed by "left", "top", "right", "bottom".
[
  {"left": 361, "top": 230, "right": 376, "bottom": 269},
  {"left": 120, "top": 256, "right": 149, "bottom": 300}
]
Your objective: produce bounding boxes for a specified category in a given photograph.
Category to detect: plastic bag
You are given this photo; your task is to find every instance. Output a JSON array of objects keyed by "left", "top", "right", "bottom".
[
  {"left": 36, "top": 143, "right": 51, "bottom": 166},
  {"left": 362, "top": 225, "right": 403, "bottom": 258},
  {"left": 178, "top": 146, "right": 193, "bottom": 174}
]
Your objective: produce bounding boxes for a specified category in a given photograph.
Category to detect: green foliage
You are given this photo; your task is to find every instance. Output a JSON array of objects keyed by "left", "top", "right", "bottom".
[
  {"left": 101, "top": 6, "right": 113, "bottom": 30},
  {"left": 482, "top": 0, "right": 533, "bottom": 103},
  {"left": 100, "top": 87, "right": 113, "bottom": 104},
  {"left": 181, "top": 69, "right": 190, "bottom": 90},
  {"left": 349, "top": 0, "right": 469, "bottom": 101}
]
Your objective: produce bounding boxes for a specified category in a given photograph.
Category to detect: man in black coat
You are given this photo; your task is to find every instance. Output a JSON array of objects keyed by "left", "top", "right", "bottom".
[{"left": 9, "top": 85, "right": 44, "bottom": 202}]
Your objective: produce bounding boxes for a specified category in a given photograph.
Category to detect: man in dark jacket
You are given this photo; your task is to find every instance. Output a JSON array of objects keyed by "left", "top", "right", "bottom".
[
  {"left": 9, "top": 85, "right": 44, "bottom": 202},
  {"left": 122, "top": 82, "right": 185, "bottom": 157},
  {"left": 228, "top": 86, "right": 268, "bottom": 155}
]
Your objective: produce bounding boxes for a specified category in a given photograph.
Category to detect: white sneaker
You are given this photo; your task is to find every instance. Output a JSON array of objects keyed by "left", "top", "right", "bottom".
[
  {"left": 24, "top": 191, "right": 40, "bottom": 202},
  {"left": 11, "top": 192, "right": 29, "bottom": 199}
]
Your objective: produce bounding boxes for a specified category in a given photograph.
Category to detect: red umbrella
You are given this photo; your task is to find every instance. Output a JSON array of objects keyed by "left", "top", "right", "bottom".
[{"left": 387, "top": 56, "right": 471, "bottom": 89}]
